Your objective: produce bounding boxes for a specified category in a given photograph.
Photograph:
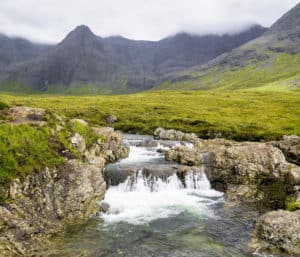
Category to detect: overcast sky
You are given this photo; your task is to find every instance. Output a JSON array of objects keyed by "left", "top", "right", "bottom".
[{"left": 0, "top": 0, "right": 299, "bottom": 43}]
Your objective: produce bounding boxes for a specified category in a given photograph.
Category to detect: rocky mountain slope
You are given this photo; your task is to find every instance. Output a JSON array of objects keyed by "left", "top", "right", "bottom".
[
  {"left": 0, "top": 34, "right": 51, "bottom": 70},
  {"left": 159, "top": 3, "right": 300, "bottom": 91},
  {"left": 0, "top": 25, "right": 266, "bottom": 93}
]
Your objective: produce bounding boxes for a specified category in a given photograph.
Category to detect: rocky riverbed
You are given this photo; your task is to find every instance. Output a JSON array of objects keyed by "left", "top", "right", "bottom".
[{"left": 0, "top": 113, "right": 299, "bottom": 256}]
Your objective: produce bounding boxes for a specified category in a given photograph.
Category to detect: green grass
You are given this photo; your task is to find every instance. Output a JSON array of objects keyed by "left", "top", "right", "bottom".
[
  {"left": 0, "top": 90, "right": 299, "bottom": 141},
  {"left": 0, "top": 110, "right": 106, "bottom": 202},
  {"left": 0, "top": 124, "right": 65, "bottom": 201},
  {"left": 156, "top": 53, "right": 300, "bottom": 91}
]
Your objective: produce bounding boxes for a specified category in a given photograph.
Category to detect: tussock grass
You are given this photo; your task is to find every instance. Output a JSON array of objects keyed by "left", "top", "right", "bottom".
[{"left": 1, "top": 90, "right": 299, "bottom": 141}]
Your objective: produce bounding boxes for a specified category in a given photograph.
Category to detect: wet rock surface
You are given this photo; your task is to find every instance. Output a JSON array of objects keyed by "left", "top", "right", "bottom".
[
  {"left": 104, "top": 163, "right": 202, "bottom": 187},
  {"left": 252, "top": 210, "right": 300, "bottom": 255}
]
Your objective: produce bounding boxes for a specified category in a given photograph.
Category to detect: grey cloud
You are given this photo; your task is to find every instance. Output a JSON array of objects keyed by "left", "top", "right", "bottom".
[{"left": 0, "top": 0, "right": 298, "bottom": 43}]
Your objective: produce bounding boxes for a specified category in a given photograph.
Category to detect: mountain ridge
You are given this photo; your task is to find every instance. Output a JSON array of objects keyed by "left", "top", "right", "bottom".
[{"left": 0, "top": 24, "right": 267, "bottom": 93}]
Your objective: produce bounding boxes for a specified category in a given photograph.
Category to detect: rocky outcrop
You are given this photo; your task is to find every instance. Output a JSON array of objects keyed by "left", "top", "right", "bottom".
[
  {"left": 0, "top": 110, "right": 129, "bottom": 256},
  {"left": 165, "top": 138, "right": 300, "bottom": 209},
  {"left": 252, "top": 210, "right": 300, "bottom": 255},
  {"left": 8, "top": 106, "right": 47, "bottom": 126},
  {"left": 273, "top": 135, "right": 300, "bottom": 166},
  {"left": 165, "top": 145, "right": 203, "bottom": 166},
  {"left": 154, "top": 127, "right": 198, "bottom": 142}
]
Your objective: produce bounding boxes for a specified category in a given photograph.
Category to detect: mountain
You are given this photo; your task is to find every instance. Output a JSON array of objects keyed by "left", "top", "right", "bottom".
[
  {"left": 0, "top": 24, "right": 267, "bottom": 93},
  {"left": 0, "top": 34, "right": 52, "bottom": 70},
  {"left": 158, "top": 3, "right": 300, "bottom": 91}
]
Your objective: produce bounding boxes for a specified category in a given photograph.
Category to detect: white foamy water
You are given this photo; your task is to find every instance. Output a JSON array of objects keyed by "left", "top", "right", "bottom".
[
  {"left": 102, "top": 170, "right": 223, "bottom": 224},
  {"left": 119, "top": 145, "right": 162, "bottom": 164},
  {"left": 102, "top": 135, "right": 223, "bottom": 225}
]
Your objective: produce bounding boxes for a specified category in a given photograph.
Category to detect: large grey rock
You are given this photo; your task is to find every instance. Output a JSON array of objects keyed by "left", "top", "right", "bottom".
[
  {"left": 165, "top": 145, "right": 203, "bottom": 166},
  {"left": 8, "top": 106, "right": 47, "bottom": 125},
  {"left": 165, "top": 138, "right": 300, "bottom": 208},
  {"left": 154, "top": 127, "right": 198, "bottom": 142},
  {"left": 273, "top": 135, "right": 300, "bottom": 166},
  {"left": 252, "top": 210, "right": 300, "bottom": 255}
]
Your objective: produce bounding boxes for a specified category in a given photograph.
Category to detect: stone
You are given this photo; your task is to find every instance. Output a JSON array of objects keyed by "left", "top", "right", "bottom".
[
  {"left": 8, "top": 106, "right": 47, "bottom": 126},
  {"left": 252, "top": 210, "right": 300, "bottom": 255},
  {"left": 71, "top": 133, "right": 86, "bottom": 153},
  {"left": 136, "top": 139, "right": 158, "bottom": 147},
  {"left": 165, "top": 146, "right": 203, "bottom": 166},
  {"left": 154, "top": 127, "right": 198, "bottom": 142},
  {"left": 70, "top": 118, "right": 88, "bottom": 126},
  {"left": 104, "top": 114, "right": 117, "bottom": 124},
  {"left": 273, "top": 135, "right": 300, "bottom": 165},
  {"left": 99, "top": 201, "right": 110, "bottom": 213}
]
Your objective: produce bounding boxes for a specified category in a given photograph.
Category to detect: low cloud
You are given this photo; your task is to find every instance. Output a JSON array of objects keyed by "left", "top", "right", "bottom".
[{"left": 0, "top": 0, "right": 298, "bottom": 43}]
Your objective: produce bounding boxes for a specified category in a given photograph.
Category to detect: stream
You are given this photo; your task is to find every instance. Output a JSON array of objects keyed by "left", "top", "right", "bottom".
[{"left": 44, "top": 134, "right": 260, "bottom": 257}]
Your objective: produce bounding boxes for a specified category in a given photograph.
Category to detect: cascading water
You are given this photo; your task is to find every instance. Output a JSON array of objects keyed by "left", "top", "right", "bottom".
[
  {"left": 102, "top": 170, "right": 223, "bottom": 224},
  {"left": 102, "top": 135, "right": 223, "bottom": 225}
]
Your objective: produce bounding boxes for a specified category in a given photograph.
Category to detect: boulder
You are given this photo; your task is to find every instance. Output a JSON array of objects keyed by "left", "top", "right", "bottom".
[
  {"left": 136, "top": 139, "right": 158, "bottom": 147},
  {"left": 252, "top": 210, "right": 300, "bottom": 255},
  {"left": 154, "top": 127, "right": 198, "bottom": 142},
  {"left": 70, "top": 118, "right": 88, "bottom": 126},
  {"left": 99, "top": 201, "right": 110, "bottom": 213},
  {"left": 104, "top": 114, "right": 117, "bottom": 124},
  {"left": 71, "top": 133, "right": 86, "bottom": 153},
  {"left": 8, "top": 106, "right": 47, "bottom": 125},
  {"left": 165, "top": 146, "right": 203, "bottom": 166},
  {"left": 273, "top": 135, "right": 300, "bottom": 165}
]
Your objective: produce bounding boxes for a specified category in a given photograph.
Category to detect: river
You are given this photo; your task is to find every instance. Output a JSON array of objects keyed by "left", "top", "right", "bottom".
[{"left": 43, "top": 134, "right": 261, "bottom": 257}]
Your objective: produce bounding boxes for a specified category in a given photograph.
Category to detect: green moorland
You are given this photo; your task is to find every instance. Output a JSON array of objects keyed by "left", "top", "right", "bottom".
[{"left": 0, "top": 90, "right": 299, "bottom": 142}]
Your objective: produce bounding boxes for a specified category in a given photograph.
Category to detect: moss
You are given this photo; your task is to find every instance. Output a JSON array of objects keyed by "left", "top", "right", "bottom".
[
  {"left": 285, "top": 196, "right": 300, "bottom": 211},
  {"left": 257, "top": 181, "right": 291, "bottom": 210},
  {"left": 68, "top": 121, "right": 99, "bottom": 148},
  {"left": 0, "top": 101, "right": 9, "bottom": 110}
]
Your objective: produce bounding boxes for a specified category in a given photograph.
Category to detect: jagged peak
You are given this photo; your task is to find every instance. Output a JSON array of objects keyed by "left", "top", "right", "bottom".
[{"left": 63, "top": 25, "right": 98, "bottom": 42}]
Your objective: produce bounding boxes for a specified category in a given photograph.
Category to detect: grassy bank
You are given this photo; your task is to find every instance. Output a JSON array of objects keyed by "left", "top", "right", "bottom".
[{"left": 1, "top": 90, "right": 299, "bottom": 141}]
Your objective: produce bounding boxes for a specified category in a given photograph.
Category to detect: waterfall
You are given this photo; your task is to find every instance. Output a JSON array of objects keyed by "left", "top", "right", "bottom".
[{"left": 101, "top": 169, "right": 223, "bottom": 225}]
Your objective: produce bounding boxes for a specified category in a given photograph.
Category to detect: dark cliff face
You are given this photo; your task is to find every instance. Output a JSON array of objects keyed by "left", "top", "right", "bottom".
[
  {"left": 0, "top": 24, "right": 267, "bottom": 92},
  {"left": 0, "top": 34, "right": 52, "bottom": 70}
]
